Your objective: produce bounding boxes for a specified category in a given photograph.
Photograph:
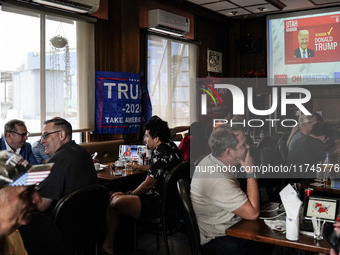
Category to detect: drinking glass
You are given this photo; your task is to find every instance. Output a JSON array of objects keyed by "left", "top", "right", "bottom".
[{"left": 312, "top": 217, "right": 325, "bottom": 241}]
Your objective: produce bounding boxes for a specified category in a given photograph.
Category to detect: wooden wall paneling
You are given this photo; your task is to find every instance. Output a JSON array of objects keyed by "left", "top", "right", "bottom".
[
  {"left": 195, "top": 15, "right": 230, "bottom": 77},
  {"left": 238, "top": 17, "right": 267, "bottom": 79},
  {"left": 229, "top": 21, "right": 241, "bottom": 78},
  {"left": 121, "top": 0, "right": 140, "bottom": 73},
  {"left": 95, "top": 0, "right": 123, "bottom": 71},
  {"left": 313, "top": 96, "right": 340, "bottom": 125}
]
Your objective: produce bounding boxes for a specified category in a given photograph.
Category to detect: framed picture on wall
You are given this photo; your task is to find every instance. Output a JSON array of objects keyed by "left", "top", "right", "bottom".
[{"left": 207, "top": 49, "right": 222, "bottom": 73}]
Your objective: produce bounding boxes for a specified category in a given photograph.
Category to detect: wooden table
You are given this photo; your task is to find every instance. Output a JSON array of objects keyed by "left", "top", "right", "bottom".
[
  {"left": 97, "top": 162, "right": 147, "bottom": 183},
  {"left": 300, "top": 178, "right": 340, "bottom": 195},
  {"left": 225, "top": 219, "right": 331, "bottom": 254}
]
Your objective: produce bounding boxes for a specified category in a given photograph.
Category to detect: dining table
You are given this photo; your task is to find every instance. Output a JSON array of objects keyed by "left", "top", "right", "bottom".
[
  {"left": 96, "top": 162, "right": 147, "bottom": 183},
  {"left": 300, "top": 178, "right": 340, "bottom": 195},
  {"left": 225, "top": 218, "right": 331, "bottom": 254}
]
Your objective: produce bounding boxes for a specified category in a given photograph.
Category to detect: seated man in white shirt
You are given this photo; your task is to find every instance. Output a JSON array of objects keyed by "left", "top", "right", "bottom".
[{"left": 191, "top": 124, "right": 273, "bottom": 254}]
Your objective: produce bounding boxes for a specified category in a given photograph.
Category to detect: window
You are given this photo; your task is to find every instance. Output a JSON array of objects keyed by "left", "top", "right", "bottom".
[
  {"left": 0, "top": 4, "right": 95, "bottom": 143},
  {"left": 147, "top": 34, "right": 197, "bottom": 127}
]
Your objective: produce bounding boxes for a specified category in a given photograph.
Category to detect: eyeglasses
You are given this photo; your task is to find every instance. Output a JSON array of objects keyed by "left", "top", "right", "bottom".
[
  {"left": 41, "top": 130, "right": 61, "bottom": 140},
  {"left": 11, "top": 131, "right": 30, "bottom": 138}
]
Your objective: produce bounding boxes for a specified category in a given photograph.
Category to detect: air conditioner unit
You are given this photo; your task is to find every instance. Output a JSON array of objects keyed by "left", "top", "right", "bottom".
[
  {"left": 32, "top": 0, "right": 99, "bottom": 14},
  {"left": 148, "top": 9, "right": 190, "bottom": 36}
]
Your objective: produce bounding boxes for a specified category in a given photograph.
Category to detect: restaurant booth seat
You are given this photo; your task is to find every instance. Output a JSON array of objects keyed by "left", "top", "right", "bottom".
[
  {"left": 133, "top": 161, "right": 191, "bottom": 255},
  {"left": 80, "top": 139, "right": 125, "bottom": 163},
  {"left": 52, "top": 184, "right": 109, "bottom": 255},
  {"left": 177, "top": 179, "right": 201, "bottom": 255}
]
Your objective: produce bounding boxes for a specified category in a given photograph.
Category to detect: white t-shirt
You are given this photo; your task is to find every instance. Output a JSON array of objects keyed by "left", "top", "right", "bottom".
[{"left": 191, "top": 154, "right": 248, "bottom": 245}]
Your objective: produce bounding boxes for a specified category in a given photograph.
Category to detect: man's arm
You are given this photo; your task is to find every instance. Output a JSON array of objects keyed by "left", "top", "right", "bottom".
[
  {"left": 233, "top": 178, "right": 260, "bottom": 220},
  {"left": 233, "top": 150, "right": 260, "bottom": 220},
  {"left": 129, "top": 162, "right": 149, "bottom": 171},
  {"left": 130, "top": 176, "right": 158, "bottom": 196},
  {"left": 37, "top": 197, "right": 53, "bottom": 212}
]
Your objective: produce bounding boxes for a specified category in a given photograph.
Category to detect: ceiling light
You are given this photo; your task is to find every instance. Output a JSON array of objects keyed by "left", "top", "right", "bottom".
[
  {"left": 231, "top": 11, "right": 238, "bottom": 15},
  {"left": 258, "top": 7, "right": 265, "bottom": 11}
]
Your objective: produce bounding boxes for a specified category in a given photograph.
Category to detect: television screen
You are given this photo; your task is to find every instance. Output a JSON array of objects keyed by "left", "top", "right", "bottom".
[
  {"left": 267, "top": 7, "right": 340, "bottom": 86},
  {"left": 118, "top": 145, "right": 146, "bottom": 159},
  {"left": 303, "top": 196, "right": 339, "bottom": 222}
]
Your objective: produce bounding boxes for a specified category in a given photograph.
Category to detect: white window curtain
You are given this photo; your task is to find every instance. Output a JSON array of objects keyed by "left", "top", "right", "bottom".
[
  {"left": 0, "top": 3, "right": 95, "bottom": 141},
  {"left": 147, "top": 34, "right": 197, "bottom": 127}
]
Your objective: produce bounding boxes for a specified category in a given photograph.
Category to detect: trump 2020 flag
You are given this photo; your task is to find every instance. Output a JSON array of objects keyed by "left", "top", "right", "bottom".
[{"left": 95, "top": 71, "right": 151, "bottom": 134}]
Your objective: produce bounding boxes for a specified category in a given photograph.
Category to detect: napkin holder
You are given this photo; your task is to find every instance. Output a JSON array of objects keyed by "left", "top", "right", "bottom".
[
  {"left": 279, "top": 184, "right": 303, "bottom": 241},
  {"left": 286, "top": 217, "right": 299, "bottom": 241}
]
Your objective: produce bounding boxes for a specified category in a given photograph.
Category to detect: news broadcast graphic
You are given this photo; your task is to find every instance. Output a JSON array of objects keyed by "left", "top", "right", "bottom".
[
  {"left": 267, "top": 7, "right": 340, "bottom": 86},
  {"left": 95, "top": 71, "right": 152, "bottom": 134}
]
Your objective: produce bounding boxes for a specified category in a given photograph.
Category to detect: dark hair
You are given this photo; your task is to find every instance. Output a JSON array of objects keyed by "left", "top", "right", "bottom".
[
  {"left": 208, "top": 125, "right": 242, "bottom": 158},
  {"left": 4, "top": 119, "right": 26, "bottom": 137},
  {"left": 310, "top": 122, "right": 333, "bottom": 140},
  {"left": 44, "top": 118, "right": 72, "bottom": 140},
  {"left": 143, "top": 116, "right": 170, "bottom": 143},
  {"left": 313, "top": 112, "right": 324, "bottom": 123},
  {"left": 188, "top": 122, "right": 205, "bottom": 138},
  {"left": 218, "top": 108, "right": 231, "bottom": 119}
]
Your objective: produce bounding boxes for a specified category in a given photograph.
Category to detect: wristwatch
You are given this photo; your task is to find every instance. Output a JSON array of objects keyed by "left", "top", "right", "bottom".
[{"left": 247, "top": 172, "right": 256, "bottom": 179}]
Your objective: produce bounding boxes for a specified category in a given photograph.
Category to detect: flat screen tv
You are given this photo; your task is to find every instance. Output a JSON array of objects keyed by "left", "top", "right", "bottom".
[{"left": 267, "top": 7, "right": 340, "bottom": 86}]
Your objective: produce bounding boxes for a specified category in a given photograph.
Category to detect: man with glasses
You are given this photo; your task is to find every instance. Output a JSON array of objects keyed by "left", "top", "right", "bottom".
[
  {"left": 37, "top": 118, "right": 98, "bottom": 213},
  {"left": 0, "top": 119, "right": 38, "bottom": 165},
  {"left": 0, "top": 150, "right": 50, "bottom": 255}
]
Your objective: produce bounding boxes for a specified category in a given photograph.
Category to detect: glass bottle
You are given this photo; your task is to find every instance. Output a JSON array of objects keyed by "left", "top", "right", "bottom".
[{"left": 323, "top": 151, "right": 332, "bottom": 187}]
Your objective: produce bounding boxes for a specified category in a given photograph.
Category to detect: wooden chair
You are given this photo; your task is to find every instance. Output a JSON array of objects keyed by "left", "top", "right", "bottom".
[
  {"left": 134, "top": 161, "right": 191, "bottom": 255},
  {"left": 177, "top": 179, "right": 201, "bottom": 255},
  {"left": 19, "top": 212, "right": 64, "bottom": 255},
  {"left": 193, "top": 154, "right": 206, "bottom": 166}
]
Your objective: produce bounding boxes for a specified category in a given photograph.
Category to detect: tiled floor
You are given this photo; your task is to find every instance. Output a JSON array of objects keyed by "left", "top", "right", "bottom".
[{"left": 132, "top": 231, "right": 191, "bottom": 255}]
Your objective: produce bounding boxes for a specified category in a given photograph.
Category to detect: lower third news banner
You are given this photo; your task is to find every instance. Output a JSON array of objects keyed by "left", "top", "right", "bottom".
[{"left": 95, "top": 71, "right": 145, "bottom": 134}]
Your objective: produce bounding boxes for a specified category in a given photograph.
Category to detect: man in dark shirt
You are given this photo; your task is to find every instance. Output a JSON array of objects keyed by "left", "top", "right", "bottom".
[
  {"left": 287, "top": 122, "right": 333, "bottom": 169},
  {"left": 37, "top": 118, "right": 98, "bottom": 213},
  {"left": 101, "top": 116, "right": 182, "bottom": 255}
]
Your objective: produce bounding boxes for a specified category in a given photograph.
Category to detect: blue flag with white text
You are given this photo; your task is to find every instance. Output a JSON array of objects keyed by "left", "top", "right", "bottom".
[{"left": 95, "top": 71, "right": 150, "bottom": 134}]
